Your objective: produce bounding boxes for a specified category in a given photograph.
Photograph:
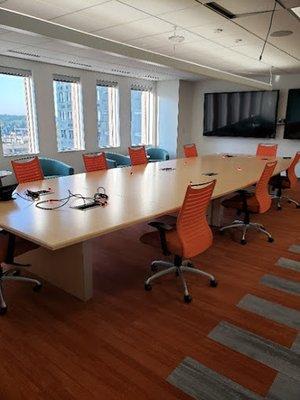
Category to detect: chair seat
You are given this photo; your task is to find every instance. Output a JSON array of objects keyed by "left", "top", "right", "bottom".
[
  {"left": 0, "top": 233, "right": 39, "bottom": 261},
  {"left": 270, "top": 175, "right": 291, "bottom": 189},
  {"left": 221, "top": 192, "right": 260, "bottom": 213},
  {"left": 140, "top": 228, "right": 183, "bottom": 256}
]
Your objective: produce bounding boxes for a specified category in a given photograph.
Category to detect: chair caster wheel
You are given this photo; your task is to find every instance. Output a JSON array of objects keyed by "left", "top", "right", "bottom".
[
  {"left": 288, "top": 200, "right": 292, "bottom": 204},
  {"left": 0, "top": 306, "right": 7, "bottom": 315},
  {"left": 277, "top": 206, "right": 282, "bottom": 211},
  {"left": 219, "top": 230, "right": 225, "bottom": 235},
  {"left": 268, "top": 237, "right": 274, "bottom": 243},
  {"left": 184, "top": 295, "right": 192, "bottom": 303},
  {"left": 187, "top": 262, "right": 194, "bottom": 268},
  {"left": 240, "top": 239, "right": 247, "bottom": 245},
  {"left": 144, "top": 283, "right": 152, "bottom": 291},
  {"left": 296, "top": 205, "right": 300, "bottom": 209},
  {"left": 33, "top": 283, "right": 42, "bottom": 292},
  {"left": 210, "top": 279, "right": 218, "bottom": 287}
]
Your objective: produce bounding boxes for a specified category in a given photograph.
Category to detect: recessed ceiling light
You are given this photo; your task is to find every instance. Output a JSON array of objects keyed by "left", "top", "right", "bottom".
[
  {"left": 270, "top": 30, "right": 293, "bottom": 37},
  {"left": 291, "top": 6, "right": 300, "bottom": 18}
]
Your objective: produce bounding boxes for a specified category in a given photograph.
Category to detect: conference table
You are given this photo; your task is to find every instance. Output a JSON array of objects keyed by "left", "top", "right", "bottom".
[{"left": 0, "top": 154, "right": 291, "bottom": 301}]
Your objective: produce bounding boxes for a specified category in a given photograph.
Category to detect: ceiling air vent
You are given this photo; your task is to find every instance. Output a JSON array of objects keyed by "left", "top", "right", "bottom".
[
  {"left": 111, "top": 68, "right": 131, "bottom": 75},
  {"left": 204, "top": 2, "right": 236, "bottom": 19},
  {"left": 68, "top": 61, "right": 92, "bottom": 68},
  {"left": 8, "top": 49, "right": 40, "bottom": 58}
]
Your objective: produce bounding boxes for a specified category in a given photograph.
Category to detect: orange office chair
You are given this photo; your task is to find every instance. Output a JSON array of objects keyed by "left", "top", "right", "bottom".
[
  {"left": 270, "top": 151, "right": 300, "bottom": 210},
  {"left": 83, "top": 152, "right": 108, "bottom": 172},
  {"left": 183, "top": 143, "right": 198, "bottom": 158},
  {"left": 11, "top": 156, "right": 44, "bottom": 183},
  {"left": 128, "top": 146, "right": 148, "bottom": 166},
  {"left": 0, "top": 232, "right": 41, "bottom": 315},
  {"left": 142, "top": 180, "right": 217, "bottom": 303},
  {"left": 256, "top": 143, "right": 278, "bottom": 158},
  {"left": 220, "top": 161, "right": 277, "bottom": 244}
]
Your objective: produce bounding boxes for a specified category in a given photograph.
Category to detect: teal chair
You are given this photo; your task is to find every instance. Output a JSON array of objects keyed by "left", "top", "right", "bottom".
[
  {"left": 39, "top": 157, "right": 74, "bottom": 178},
  {"left": 105, "top": 152, "right": 131, "bottom": 167},
  {"left": 147, "top": 147, "right": 169, "bottom": 162}
]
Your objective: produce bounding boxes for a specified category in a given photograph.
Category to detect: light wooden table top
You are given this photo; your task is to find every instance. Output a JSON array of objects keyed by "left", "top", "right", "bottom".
[{"left": 0, "top": 154, "right": 291, "bottom": 251}]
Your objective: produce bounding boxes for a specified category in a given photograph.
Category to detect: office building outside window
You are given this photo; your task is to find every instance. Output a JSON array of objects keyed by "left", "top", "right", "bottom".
[
  {"left": 130, "top": 85, "right": 154, "bottom": 146},
  {"left": 53, "top": 76, "right": 84, "bottom": 152},
  {"left": 96, "top": 81, "right": 119, "bottom": 148},
  {"left": 0, "top": 69, "right": 38, "bottom": 156}
]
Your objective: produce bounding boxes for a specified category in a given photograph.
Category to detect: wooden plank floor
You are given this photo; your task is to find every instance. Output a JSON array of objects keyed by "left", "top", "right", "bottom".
[{"left": 1, "top": 186, "right": 299, "bottom": 400}]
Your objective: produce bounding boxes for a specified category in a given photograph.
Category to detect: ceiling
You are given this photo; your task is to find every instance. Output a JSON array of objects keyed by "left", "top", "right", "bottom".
[{"left": 0, "top": 0, "right": 299, "bottom": 80}]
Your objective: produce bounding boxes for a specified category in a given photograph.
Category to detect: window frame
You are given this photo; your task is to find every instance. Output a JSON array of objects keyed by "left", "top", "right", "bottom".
[
  {"left": 130, "top": 84, "right": 155, "bottom": 147},
  {"left": 53, "top": 75, "right": 85, "bottom": 153},
  {"left": 96, "top": 80, "right": 120, "bottom": 149},
  {"left": 0, "top": 67, "right": 39, "bottom": 158}
]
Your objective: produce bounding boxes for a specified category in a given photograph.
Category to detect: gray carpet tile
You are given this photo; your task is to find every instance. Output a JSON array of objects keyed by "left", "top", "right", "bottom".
[
  {"left": 237, "top": 294, "right": 300, "bottom": 330},
  {"left": 167, "top": 356, "right": 263, "bottom": 400},
  {"left": 260, "top": 275, "right": 300, "bottom": 296},
  {"left": 276, "top": 257, "right": 300, "bottom": 272},
  {"left": 289, "top": 245, "right": 300, "bottom": 254},
  {"left": 208, "top": 321, "right": 300, "bottom": 381},
  {"left": 266, "top": 373, "right": 300, "bottom": 400}
]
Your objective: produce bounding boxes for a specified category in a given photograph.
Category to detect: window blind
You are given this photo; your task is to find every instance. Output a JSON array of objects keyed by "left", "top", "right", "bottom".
[
  {"left": 0, "top": 66, "right": 31, "bottom": 77},
  {"left": 53, "top": 74, "right": 80, "bottom": 83},
  {"left": 97, "top": 80, "right": 118, "bottom": 87},
  {"left": 131, "top": 84, "right": 152, "bottom": 92}
]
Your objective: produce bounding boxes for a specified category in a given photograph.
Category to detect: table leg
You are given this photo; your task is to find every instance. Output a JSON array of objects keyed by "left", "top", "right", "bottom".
[
  {"left": 15, "top": 240, "right": 93, "bottom": 301},
  {"left": 208, "top": 198, "right": 225, "bottom": 227}
]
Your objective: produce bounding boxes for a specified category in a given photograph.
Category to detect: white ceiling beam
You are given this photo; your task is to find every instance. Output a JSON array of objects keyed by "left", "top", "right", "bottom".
[{"left": 0, "top": 7, "right": 272, "bottom": 90}]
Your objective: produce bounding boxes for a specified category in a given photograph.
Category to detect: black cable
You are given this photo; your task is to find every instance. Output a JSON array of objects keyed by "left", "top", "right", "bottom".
[
  {"left": 35, "top": 187, "right": 108, "bottom": 210},
  {"left": 259, "top": 0, "right": 276, "bottom": 61}
]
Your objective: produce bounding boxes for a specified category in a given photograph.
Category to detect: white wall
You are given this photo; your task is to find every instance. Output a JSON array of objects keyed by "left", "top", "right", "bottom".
[
  {"left": 0, "top": 55, "right": 156, "bottom": 174},
  {"left": 178, "top": 74, "right": 300, "bottom": 174},
  {"left": 157, "top": 80, "right": 179, "bottom": 158}
]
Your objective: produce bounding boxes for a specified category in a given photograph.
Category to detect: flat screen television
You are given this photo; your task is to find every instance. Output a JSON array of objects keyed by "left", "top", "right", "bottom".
[
  {"left": 203, "top": 90, "right": 279, "bottom": 138},
  {"left": 284, "top": 88, "right": 300, "bottom": 140}
]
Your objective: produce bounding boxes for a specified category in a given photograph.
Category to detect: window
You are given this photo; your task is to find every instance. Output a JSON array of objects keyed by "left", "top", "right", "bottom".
[
  {"left": 53, "top": 76, "right": 84, "bottom": 152},
  {"left": 130, "top": 86, "right": 154, "bottom": 146},
  {"left": 96, "top": 81, "right": 119, "bottom": 148},
  {"left": 0, "top": 69, "right": 38, "bottom": 156}
]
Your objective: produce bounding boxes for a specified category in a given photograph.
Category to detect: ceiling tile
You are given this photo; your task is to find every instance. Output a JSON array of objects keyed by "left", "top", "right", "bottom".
[
  {"left": 117, "top": 0, "right": 195, "bottom": 15},
  {"left": 159, "top": 4, "right": 226, "bottom": 29},
  {"left": 53, "top": 1, "right": 148, "bottom": 32},
  {"left": 1, "top": 0, "right": 70, "bottom": 19},
  {"left": 205, "top": 0, "right": 277, "bottom": 15},
  {"left": 94, "top": 17, "right": 172, "bottom": 42}
]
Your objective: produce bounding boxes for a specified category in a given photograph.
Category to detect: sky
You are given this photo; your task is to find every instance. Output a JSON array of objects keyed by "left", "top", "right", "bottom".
[{"left": 0, "top": 74, "right": 26, "bottom": 115}]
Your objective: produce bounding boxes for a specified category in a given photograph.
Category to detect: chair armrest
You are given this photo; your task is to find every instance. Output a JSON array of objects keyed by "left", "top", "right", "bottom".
[{"left": 148, "top": 222, "right": 173, "bottom": 255}]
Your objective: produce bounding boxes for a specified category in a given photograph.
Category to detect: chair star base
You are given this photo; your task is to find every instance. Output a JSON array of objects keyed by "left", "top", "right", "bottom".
[
  {"left": 272, "top": 192, "right": 300, "bottom": 210},
  {"left": 0, "top": 263, "right": 42, "bottom": 315},
  {"left": 144, "top": 260, "right": 217, "bottom": 303},
  {"left": 220, "top": 220, "right": 274, "bottom": 245}
]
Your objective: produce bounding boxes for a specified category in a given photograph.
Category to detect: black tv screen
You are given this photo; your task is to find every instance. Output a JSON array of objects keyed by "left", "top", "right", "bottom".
[
  {"left": 203, "top": 90, "right": 279, "bottom": 138},
  {"left": 284, "top": 89, "right": 300, "bottom": 140}
]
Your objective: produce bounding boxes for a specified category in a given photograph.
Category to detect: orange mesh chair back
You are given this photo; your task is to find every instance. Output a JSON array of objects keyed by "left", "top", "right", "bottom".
[
  {"left": 128, "top": 146, "right": 148, "bottom": 166},
  {"left": 255, "top": 161, "right": 277, "bottom": 213},
  {"left": 287, "top": 151, "right": 300, "bottom": 188},
  {"left": 83, "top": 152, "right": 108, "bottom": 172},
  {"left": 176, "top": 180, "right": 216, "bottom": 259},
  {"left": 183, "top": 143, "right": 198, "bottom": 158},
  {"left": 256, "top": 143, "right": 278, "bottom": 157},
  {"left": 11, "top": 156, "right": 44, "bottom": 183}
]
